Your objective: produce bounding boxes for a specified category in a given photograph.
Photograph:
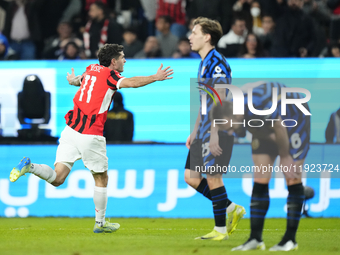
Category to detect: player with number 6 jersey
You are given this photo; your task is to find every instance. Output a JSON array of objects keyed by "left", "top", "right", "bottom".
[
  {"left": 9, "top": 44, "right": 173, "bottom": 233},
  {"left": 212, "top": 81, "right": 310, "bottom": 251}
]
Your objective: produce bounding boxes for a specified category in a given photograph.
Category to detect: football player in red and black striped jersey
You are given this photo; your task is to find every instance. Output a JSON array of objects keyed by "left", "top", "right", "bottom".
[{"left": 10, "top": 43, "right": 173, "bottom": 233}]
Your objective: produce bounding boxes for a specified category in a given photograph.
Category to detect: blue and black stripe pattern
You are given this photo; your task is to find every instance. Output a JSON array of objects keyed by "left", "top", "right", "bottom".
[
  {"left": 250, "top": 183, "right": 270, "bottom": 242},
  {"left": 244, "top": 82, "right": 310, "bottom": 161},
  {"left": 196, "top": 178, "right": 212, "bottom": 200},
  {"left": 210, "top": 186, "right": 228, "bottom": 227}
]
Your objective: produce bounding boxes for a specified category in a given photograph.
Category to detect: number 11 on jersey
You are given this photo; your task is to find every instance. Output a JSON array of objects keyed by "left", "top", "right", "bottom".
[{"left": 79, "top": 75, "right": 97, "bottom": 103}]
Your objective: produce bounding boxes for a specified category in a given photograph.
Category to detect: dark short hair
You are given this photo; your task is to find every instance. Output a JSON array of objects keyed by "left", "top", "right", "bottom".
[
  {"left": 65, "top": 41, "right": 79, "bottom": 51},
  {"left": 58, "top": 21, "right": 72, "bottom": 27},
  {"left": 91, "top": 1, "right": 108, "bottom": 17},
  {"left": 262, "top": 13, "right": 274, "bottom": 19},
  {"left": 232, "top": 16, "right": 246, "bottom": 26},
  {"left": 98, "top": 44, "right": 124, "bottom": 67},
  {"left": 193, "top": 17, "right": 223, "bottom": 47},
  {"left": 124, "top": 27, "right": 138, "bottom": 35},
  {"left": 92, "top": 1, "right": 106, "bottom": 11},
  {"left": 178, "top": 37, "right": 189, "bottom": 44},
  {"left": 158, "top": 15, "right": 173, "bottom": 25}
]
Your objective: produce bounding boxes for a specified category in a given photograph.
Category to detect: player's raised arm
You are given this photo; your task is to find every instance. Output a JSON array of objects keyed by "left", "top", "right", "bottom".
[
  {"left": 119, "top": 63, "right": 173, "bottom": 89},
  {"left": 66, "top": 67, "right": 82, "bottom": 87}
]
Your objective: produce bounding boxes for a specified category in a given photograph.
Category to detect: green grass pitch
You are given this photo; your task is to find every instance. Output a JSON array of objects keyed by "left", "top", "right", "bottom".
[{"left": 0, "top": 218, "right": 338, "bottom": 255}]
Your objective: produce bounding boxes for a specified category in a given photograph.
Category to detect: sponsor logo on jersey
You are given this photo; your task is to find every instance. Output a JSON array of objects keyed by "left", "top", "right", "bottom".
[{"left": 213, "top": 66, "right": 226, "bottom": 78}]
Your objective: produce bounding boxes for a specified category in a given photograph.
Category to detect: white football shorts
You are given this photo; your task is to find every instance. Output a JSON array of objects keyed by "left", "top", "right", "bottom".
[{"left": 55, "top": 125, "right": 108, "bottom": 173}]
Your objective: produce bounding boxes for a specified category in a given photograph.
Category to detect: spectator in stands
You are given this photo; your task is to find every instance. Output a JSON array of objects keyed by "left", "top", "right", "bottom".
[
  {"left": 39, "top": 0, "right": 81, "bottom": 44},
  {"left": 325, "top": 107, "right": 340, "bottom": 143},
  {"left": 258, "top": 15, "right": 275, "bottom": 55},
  {"left": 122, "top": 28, "right": 143, "bottom": 58},
  {"left": 239, "top": 32, "right": 267, "bottom": 58},
  {"left": 217, "top": 17, "right": 247, "bottom": 57},
  {"left": 134, "top": 36, "right": 162, "bottom": 58},
  {"left": 78, "top": 1, "right": 115, "bottom": 39},
  {"left": 104, "top": 92, "right": 134, "bottom": 142},
  {"left": 155, "top": 15, "right": 179, "bottom": 57},
  {"left": 172, "top": 38, "right": 200, "bottom": 58},
  {"left": 233, "top": 0, "right": 253, "bottom": 32},
  {"left": 0, "top": 32, "right": 9, "bottom": 60},
  {"left": 43, "top": 22, "right": 83, "bottom": 59},
  {"left": 58, "top": 41, "right": 82, "bottom": 60},
  {"left": 251, "top": 1, "right": 264, "bottom": 36},
  {"left": 83, "top": 1, "right": 123, "bottom": 58},
  {"left": 156, "top": 0, "right": 187, "bottom": 38},
  {"left": 271, "top": 0, "right": 317, "bottom": 57},
  {"left": 2, "top": 0, "right": 42, "bottom": 60}
]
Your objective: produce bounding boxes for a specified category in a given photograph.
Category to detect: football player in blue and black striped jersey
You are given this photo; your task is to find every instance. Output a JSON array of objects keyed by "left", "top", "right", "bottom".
[
  {"left": 213, "top": 81, "right": 310, "bottom": 251},
  {"left": 184, "top": 17, "right": 246, "bottom": 241}
]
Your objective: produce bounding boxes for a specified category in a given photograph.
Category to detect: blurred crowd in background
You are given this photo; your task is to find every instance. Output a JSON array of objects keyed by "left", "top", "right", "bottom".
[{"left": 0, "top": 0, "right": 339, "bottom": 61}]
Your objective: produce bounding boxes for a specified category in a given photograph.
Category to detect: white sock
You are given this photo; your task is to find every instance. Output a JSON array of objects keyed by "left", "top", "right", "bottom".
[
  {"left": 227, "top": 202, "right": 236, "bottom": 214},
  {"left": 94, "top": 186, "right": 107, "bottom": 226},
  {"left": 214, "top": 226, "right": 227, "bottom": 234},
  {"left": 30, "top": 163, "right": 56, "bottom": 183}
]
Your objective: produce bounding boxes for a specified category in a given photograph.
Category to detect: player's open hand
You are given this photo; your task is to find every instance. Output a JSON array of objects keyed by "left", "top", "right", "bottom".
[
  {"left": 67, "top": 68, "right": 81, "bottom": 86},
  {"left": 209, "top": 131, "right": 222, "bottom": 157},
  {"left": 155, "top": 63, "right": 173, "bottom": 81},
  {"left": 67, "top": 68, "right": 76, "bottom": 82}
]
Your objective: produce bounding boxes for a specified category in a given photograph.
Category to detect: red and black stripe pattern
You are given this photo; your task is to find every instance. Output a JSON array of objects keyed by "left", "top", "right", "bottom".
[{"left": 65, "top": 108, "right": 98, "bottom": 134}]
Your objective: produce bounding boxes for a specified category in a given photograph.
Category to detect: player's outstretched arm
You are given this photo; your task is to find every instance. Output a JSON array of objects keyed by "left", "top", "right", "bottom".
[
  {"left": 66, "top": 67, "right": 82, "bottom": 86},
  {"left": 119, "top": 64, "right": 173, "bottom": 89}
]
